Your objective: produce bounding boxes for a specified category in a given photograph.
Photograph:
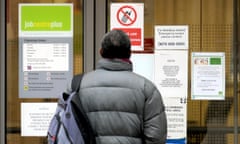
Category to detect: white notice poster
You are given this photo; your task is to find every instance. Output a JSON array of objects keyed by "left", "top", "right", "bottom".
[
  {"left": 191, "top": 52, "right": 225, "bottom": 100},
  {"left": 154, "top": 50, "right": 188, "bottom": 98},
  {"left": 155, "top": 25, "right": 188, "bottom": 50},
  {"left": 164, "top": 97, "right": 187, "bottom": 143},
  {"left": 23, "top": 43, "right": 69, "bottom": 71},
  {"left": 21, "top": 103, "right": 57, "bottom": 136}
]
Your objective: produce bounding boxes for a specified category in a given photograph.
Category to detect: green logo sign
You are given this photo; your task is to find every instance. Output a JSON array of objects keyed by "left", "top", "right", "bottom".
[{"left": 20, "top": 4, "right": 72, "bottom": 31}]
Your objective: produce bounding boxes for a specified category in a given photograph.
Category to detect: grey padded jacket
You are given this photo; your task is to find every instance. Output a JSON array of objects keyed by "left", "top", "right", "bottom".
[{"left": 78, "top": 58, "right": 167, "bottom": 144}]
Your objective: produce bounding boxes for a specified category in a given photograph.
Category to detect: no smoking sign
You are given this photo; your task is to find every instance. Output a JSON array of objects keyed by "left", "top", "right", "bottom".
[
  {"left": 117, "top": 5, "right": 137, "bottom": 26},
  {"left": 111, "top": 3, "right": 144, "bottom": 51}
]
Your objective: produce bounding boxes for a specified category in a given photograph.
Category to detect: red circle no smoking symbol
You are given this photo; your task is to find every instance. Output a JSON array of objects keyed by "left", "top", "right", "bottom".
[{"left": 117, "top": 5, "right": 137, "bottom": 26}]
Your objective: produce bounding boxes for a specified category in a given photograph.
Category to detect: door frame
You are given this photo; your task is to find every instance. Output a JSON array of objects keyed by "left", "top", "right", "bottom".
[
  {"left": 83, "top": 0, "right": 107, "bottom": 72},
  {"left": 0, "top": 0, "right": 6, "bottom": 143}
]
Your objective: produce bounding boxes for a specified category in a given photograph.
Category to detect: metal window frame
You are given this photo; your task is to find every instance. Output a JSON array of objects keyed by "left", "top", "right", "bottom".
[
  {"left": 83, "top": 0, "right": 107, "bottom": 72},
  {"left": 0, "top": 0, "right": 5, "bottom": 143},
  {"left": 233, "top": 0, "right": 239, "bottom": 143},
  {"left": 83, "top": 0, "right": 95, "bottom": 72}
]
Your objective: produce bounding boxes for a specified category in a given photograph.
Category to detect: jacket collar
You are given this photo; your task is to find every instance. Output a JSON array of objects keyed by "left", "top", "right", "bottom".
[{"left": 96, "top": 58, "right": 133, "bottom": 71}]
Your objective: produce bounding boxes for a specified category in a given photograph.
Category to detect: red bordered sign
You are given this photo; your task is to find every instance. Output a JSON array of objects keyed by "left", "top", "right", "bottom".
[{"left": 117, "top": 5, "right": 137, "bottom": 26}]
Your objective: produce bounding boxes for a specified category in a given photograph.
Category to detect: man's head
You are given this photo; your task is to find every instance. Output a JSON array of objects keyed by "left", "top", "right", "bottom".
[{"left": 100, "top": 29, "right": 131, "bottom": 59}]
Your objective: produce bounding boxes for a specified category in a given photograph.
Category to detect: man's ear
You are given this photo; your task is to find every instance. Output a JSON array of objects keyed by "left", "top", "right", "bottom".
[{"left": 100, "top": 48, "right": 103, "bottom": 55}]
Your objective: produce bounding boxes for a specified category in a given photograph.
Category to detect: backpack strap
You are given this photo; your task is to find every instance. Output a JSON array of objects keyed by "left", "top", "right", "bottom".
[
  {"left": 70, "top": 74, "right": 97, "bottom": 144},
  {"left": 71, "top": 74, "right": 83, "bottom": 92}
]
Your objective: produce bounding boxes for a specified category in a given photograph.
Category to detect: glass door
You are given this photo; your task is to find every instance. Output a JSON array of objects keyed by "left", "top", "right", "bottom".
[
  {"left": 5, "top": 0, "right": 84, "bottom": 143},
  {"left": 1, "top": 0, "right": 239, "bottom": 143},
  {"left": 106, "top": 0, "right": 238, "bottom": 144}
]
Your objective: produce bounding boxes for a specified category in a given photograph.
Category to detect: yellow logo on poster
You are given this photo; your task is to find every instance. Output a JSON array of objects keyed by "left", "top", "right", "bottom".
[{"left": 24, "top": 85, "right": 29, "bottom": 91}]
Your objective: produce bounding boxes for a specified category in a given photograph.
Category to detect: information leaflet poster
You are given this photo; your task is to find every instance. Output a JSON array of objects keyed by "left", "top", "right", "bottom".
[
  {"left": 154, "top": 25, "right": 188, "bottom": 144},
  {"left": 18, "top": 4, "right": 73, "bottom": 98},
  {"left": 154, "top": 50, "right": 188, "bottom": 98},
  {"left": 164, "top": 97, "right": 187, "bottom": 144},
  {"left": 191, "top": 52, "right": 225, "bottom": 100},
  {"left": 21, "top": 103, "right": 57, "bottom": 136},
  {"left": 154, "top": 50, "right": 188, "bottom": 144}
]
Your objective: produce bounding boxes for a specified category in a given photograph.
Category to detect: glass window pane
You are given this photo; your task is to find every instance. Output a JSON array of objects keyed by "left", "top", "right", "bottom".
[
  {"left": 6, "top": 0, "right": 83, "bottom": 143},
  {"left": 107, "top": 0, "right": 235, "bottom": 144}
]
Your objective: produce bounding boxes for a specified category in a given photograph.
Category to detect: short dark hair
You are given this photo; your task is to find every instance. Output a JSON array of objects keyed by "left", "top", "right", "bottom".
[{"left": 101, "top": 29, "right": 131, "bottom": 58}]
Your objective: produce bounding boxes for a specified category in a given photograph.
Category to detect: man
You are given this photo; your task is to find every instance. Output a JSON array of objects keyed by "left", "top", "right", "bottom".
[{"left": 78, "top": 29, "right": 167, "bottom": 144}]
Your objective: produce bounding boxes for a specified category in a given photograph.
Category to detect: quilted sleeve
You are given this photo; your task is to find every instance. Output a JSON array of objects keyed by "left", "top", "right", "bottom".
[{"left": 143, "top": 81, "right": 167, "bottom": 144}]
